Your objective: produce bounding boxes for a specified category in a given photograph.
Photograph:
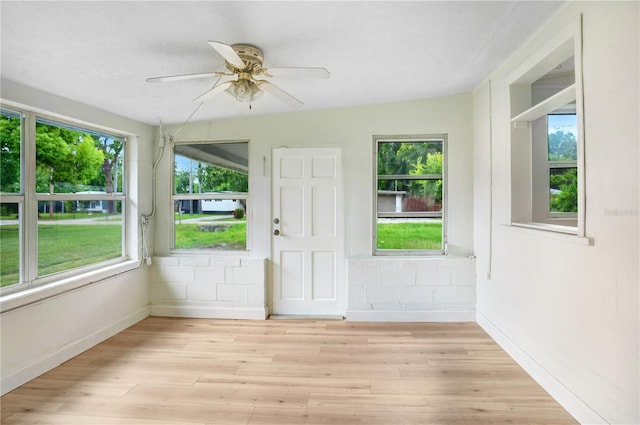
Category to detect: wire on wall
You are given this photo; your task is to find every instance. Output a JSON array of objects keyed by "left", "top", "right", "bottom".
[{"left": 139, "top": 76, "right": 222, "bottom": 266}]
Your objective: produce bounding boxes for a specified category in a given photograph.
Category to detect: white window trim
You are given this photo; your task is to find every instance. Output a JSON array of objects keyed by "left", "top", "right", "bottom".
[
  {"left": 170, "top": 140, "right": 251, "bottom": 253},
  {"left": 373, "top": 134, "right": 448, "bottom": 256},
  {"left": 506, "top": 15, "right": 586, "bottom": 238},
  {"left": 0, "top": 106, "right": 138, "bottom": 301}
]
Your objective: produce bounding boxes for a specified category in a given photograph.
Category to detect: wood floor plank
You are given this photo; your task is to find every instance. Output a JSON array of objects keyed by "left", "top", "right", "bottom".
[
  {"left": 247, "top": 407, "right": 466, "bottom": 425},
  {"left": 0, "top": 317, "right": 578, "bottom": 425},
  {"left": 33, "top": 398, "right": 252, "bottom": 425}
]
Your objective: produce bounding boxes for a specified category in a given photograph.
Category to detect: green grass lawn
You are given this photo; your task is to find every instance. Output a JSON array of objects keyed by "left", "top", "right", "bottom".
[
  {"left": 175, "top": 222, "right": 246, "bottom": 250},
  {"left": 0, "top": 224, "right": 122, "bottom": 287},
  {"left": 377, "top": 221, "right": 442, "bottom": 250},
  {"left": 1, "top": 220, "right": 437, "bottom": 287}
]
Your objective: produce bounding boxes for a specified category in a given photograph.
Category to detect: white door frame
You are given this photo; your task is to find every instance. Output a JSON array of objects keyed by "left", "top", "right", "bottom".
[{"left": 270, "top": 146, "right": 345, "bottom": 316}]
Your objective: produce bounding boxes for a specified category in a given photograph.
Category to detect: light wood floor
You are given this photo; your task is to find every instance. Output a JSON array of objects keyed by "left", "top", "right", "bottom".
[{"left": 1, "top": 317, "right": 578, "bottom": 425}]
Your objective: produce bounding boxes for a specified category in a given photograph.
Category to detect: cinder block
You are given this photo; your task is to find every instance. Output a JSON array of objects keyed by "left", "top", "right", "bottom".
[
  {"left": 433, "top": 286, "right": 471, "bottom": 304},
  {"left": 365, "top": 286, "right": 398, "bottom": 304},
  {"left": 217, "top": 284, "right": 247, "bottom": 302},
  {"left": 241, "top": 258, "right": 266, "bottom": 267},
  {"left": 151, "top": 257, "right": 179, "bottom": 266},
  {"left": 194, "top": 266, "right": 226, "bottom": 284},
  {"left": 179, "top": 256, "right": 210, "bottom": 266},
  {"left": 381, "top": 268, "right": 416, "bottom": 286},
  {"left": 211, "top": 258, "right": 242, "bottom": 268},
  {"left": 416, "top": 267, "right": 451, "bottom": 286},
  {"left": 151, "top": 266, "right": 194, "bottom": 283},
  {"left": 348, "top": 285, "right": 366, "bottom": 308},
  {"left": 437, "top": 257, "right": 473, "bottom": 269},
  {"left": 399, "top": 286, "right": 433, "bottom": 304},
  {"left": 231, "top": 266, "right": 265, "bottom": 285},
  {"left": 187, "top": 283, "right": 217, "bottom": 300},
  {"left": 151, "top": 282, "right": 186, "bottom": 300},
  {"left": 247, "top": 284, "right": 266, "bottom": 304},
  {"left": 348, "top": 266, "right": 381, "bottom": 287},
  {"left": 450, "top": 265, "right": 476, "bottom": 286}
]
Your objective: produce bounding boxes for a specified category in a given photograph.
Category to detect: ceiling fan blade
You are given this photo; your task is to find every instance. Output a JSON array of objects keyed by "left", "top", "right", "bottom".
[
  {"left": 258, "top": 80, "right": 303, "bottom": 107},
  {"left": 262, "top": 67, "right": 330, "bottom": 79},
  {"left": 208, "top": 41, "right": 245, "bottom": 69},
  {"left": 146, "top": 72, "right": 223, "bottom": 83},
  {"left": 193, "top": 80, "right": 234, "bottom": 102}
]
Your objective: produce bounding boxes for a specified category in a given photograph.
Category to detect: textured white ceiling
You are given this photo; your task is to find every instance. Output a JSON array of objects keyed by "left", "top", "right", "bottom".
[{"left": 0, "top": 1, "right": 562, "bottom": 126}]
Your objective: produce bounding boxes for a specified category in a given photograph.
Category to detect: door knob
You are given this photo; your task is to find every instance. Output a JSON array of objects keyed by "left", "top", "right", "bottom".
[{"left": 273, "top": 229, "right": 280, "bottom": 236}]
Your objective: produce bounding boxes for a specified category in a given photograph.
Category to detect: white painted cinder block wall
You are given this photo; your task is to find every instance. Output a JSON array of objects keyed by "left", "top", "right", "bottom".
[
  {"left": 473, "top": 2, "right": 639, "bottom": 424},
  {"left": 347, "top": 257, "right": 475, "bottom": 321},
  {"left": 150, "top": 256, "right": 267, "bottom": 319}
]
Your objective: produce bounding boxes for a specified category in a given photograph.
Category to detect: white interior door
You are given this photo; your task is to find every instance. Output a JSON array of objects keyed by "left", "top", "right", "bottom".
[{"left": 272, "top": 147, "right": 344, "bottom": 316}]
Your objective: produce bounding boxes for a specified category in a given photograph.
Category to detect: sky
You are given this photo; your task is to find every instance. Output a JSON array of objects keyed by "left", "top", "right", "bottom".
[{"left": 548, "top": 114, "right": 577, "bottom": 135}]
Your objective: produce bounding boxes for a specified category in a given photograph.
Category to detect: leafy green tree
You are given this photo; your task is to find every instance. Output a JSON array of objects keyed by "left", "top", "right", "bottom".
[
  {"left": 0, "top": 113, "right": 21, "bottom": 193},
  {"left": 200, "top": 165, "right": 248, "bottom": 192},
  {"left": 550, "top": 168, "right": 578, "bottom": 212},
  {"left": 548, "top": 131, "right": 577, "bottom": 161},
  {"left": 377, "top": 141, "right": 441, "bottom": 193},
  {"left": 548, "top": 130, "right": 578, "bottom": 213},
  {"left": 73, "top": 136, "right": 105, "bottom": 186},
  {"left": 174, "top": 168, "right": 192, "bottom": 194},
  {"left": 92, "top": 137, "right": 123, "bottom": 213},
  {"left": 36, "top": 124, "right": 72, "bottom": 193},
  {"left": 409, "top": 152, "right": 443, "bottom": 204}
]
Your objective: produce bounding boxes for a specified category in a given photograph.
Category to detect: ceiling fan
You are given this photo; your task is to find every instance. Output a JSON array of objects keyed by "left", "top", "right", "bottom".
[{"left": 146, "top": 41, "right": 330, "bottom": 107}]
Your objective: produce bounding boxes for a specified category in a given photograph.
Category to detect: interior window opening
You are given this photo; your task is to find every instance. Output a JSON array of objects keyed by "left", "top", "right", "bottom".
[{"left": 172, "top": 141, "right": 249, "bottom": 251}]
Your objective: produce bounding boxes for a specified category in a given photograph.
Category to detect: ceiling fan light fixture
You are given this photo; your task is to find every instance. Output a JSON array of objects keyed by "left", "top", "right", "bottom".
[{"left": 225, "top": 78, "right": 263, "bottom": 103}]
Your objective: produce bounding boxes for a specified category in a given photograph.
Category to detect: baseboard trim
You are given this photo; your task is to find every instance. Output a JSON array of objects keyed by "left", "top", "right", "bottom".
[
  {"left": 477, "top": 311, "right": 607, "bottom": 425},
  {"left": 1, "top": 306, "right": 150, "bottom": 396},
  {"left": 346, "top": 310, "right": 475, "bottom": 322},
  {"left": 150, "top": 304, "right": 268, "bottom": 320}
]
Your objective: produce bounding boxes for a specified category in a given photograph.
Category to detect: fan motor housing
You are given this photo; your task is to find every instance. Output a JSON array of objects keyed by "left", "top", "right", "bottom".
[{"left": 226, "top": 44, "right": 264, "bottom": 73}]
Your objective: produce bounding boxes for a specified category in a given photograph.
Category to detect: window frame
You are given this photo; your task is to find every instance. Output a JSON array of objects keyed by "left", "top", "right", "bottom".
[
  {"left": 170, "top": 139, "right": 250, "bottom": 253},
  {"left": 373, "top": 134, "right": 448, "bottom": 256},
  {"left": 507, "top": 15, "right": 585, "bottom": 236},
  {"left": 0, "top": 106, "right": 132, "bottom": 296}
]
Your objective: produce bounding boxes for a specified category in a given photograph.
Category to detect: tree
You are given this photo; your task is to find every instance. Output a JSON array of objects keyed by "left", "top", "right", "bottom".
[
  {"left": 548, "top": 130, "right": 577, "bottom": 161},
  {"left": 547, "top": 130, "right": 578, "bottom": 213},
  {"left": 550, "top": 168, "right": 578, "bottom": 212},
  {"left": 409, "top": 152, "right": 443, "bottom": 205},
  {"left": 0, "top": 113, "right": 21, "bottom": 193},
  {"left": 200, "top": 165, "right": 248, "bottom": 192},
  {"left": 93, "top": 137, "right": 123, "bottom": 213}
]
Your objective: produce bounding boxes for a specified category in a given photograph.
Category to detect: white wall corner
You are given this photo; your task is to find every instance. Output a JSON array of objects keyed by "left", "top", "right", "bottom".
[
  {"left": 1, "top": 306, "right": 150, "bottom": 396},
  {"left": 476, "top": 311, "right": 607, "bottom": 425}
]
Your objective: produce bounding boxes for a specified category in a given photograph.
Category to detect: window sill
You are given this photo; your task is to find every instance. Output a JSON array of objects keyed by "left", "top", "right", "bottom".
[
  {"left": 170, "top": 249, "right": 250, "bottom": 256},
  {"left": 507, "top": 222, "right": 593, "bottom": 245},
  {"left": 0, "top": 260, "right": 141, "bottom": 314}
]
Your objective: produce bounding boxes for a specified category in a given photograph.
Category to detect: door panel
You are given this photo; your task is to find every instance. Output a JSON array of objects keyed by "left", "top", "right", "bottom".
[{"left": 272, "top": 147, "right": 343, "bottom": 316}]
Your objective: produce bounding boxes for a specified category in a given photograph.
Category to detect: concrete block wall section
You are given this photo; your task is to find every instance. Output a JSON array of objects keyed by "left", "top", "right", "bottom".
[
  {"left": 347, "top": 257, "right": 476, "bottom": 320},
  {"left": 150, "top": 256, "right": 267, "bottom": 319}
]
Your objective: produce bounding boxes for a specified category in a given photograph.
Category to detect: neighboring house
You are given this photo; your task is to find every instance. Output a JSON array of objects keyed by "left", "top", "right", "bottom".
[{"left": 175, "top": 198, "right": 244, "bottom": 214}]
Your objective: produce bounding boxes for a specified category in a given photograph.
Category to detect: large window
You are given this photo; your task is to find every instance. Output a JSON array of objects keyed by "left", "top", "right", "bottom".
[
  {"left": 0, "top": 109, "right": 127, "bottom": 292},
  {"left": 374, "top": 135, "right": 446, "bottom": 255},
  {"left": 509, "top": 17, "right": 584, "bottom": 233},
  {"left": 172, "top": 141, "right": 249, "bottom": 251}
]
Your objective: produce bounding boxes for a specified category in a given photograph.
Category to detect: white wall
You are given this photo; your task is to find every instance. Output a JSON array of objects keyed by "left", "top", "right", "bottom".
[
  {"left": 156, "top": 94, "right": 475, "bottom": 319},
  {"left": 473, "top": 3, "right": 639, "bottom": 424},
  {"left": 0, "top": 80, "right": 155, "bottom": 394}
]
